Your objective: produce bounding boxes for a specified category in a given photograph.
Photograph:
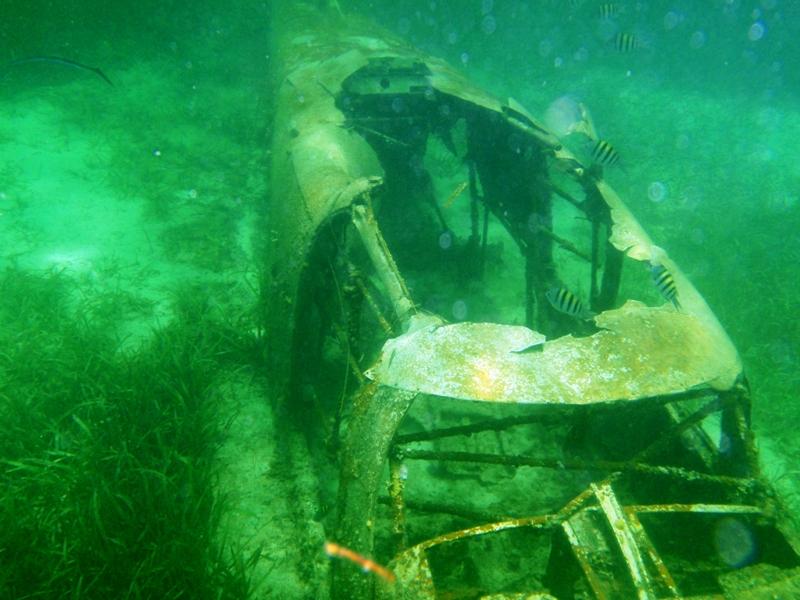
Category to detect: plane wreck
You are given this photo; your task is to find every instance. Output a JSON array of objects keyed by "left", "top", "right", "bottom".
[{"left": 263, "top": 3, "right": 800, "bottom": 598}]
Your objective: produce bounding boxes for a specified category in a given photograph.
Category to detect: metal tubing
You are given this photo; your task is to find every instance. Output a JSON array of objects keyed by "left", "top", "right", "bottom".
[{"left": 333, "top": 384, "right": 417, "bottom": 599}]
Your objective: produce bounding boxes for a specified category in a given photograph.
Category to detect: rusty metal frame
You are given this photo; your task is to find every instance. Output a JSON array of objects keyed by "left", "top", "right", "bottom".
[{"left": 378, "top": 474, "right": 776, "bottom": 599}]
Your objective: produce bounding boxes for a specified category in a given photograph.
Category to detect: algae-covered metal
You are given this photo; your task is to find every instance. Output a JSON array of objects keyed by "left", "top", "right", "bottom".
[{"left": 264, "top": 3, "right": 799, "bottom": 599}]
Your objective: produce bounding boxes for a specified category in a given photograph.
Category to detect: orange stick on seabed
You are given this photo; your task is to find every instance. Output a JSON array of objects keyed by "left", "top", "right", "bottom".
[{"left": 324, "top": 541, "right": 397, "bottom": 583}]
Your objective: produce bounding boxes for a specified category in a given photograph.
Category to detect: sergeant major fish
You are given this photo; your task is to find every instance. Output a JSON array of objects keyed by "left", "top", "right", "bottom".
[
  {"left": 546, "top": 287, "right": 595, "bottom": 320},
  {"left": 591, "top": 139, "right": 621, "bottom": 168},
  {"left": 613, "top": 32, "right": 644, "bottom": 52},
  {"left": 650, "top": 263, "right": 680, "bottom": 308},
  {"left": 599, "top": 3, "right": 623, "bottom": 20}
]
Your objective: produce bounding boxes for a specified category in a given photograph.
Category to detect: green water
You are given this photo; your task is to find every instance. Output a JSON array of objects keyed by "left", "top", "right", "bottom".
[{"left": 1, "top": 1, "right": 798, "bottom": 598}]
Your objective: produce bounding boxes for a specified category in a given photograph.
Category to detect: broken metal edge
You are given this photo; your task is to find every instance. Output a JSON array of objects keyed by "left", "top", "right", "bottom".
[{"left": 365, "top": 301, "right": 741, "bottom": 404}]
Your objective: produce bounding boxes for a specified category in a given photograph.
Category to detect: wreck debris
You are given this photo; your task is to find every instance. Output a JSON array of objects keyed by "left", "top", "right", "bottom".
[{"left": 265, "top": 3, "right": 800, "bottom": 598}]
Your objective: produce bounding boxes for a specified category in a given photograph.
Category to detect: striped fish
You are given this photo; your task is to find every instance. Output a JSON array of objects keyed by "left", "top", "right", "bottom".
[
  {"left": 546, "top": 287, "right": 594, "bottom": 320},
  {"left": 614, "top": 32, "right": 643, "bottom": 52},
  {"left": 591, "top": 139, "right": 621, "bottom": 167},
  {"left": 599, "top": 3, "right": 622, "bottom": 20},
  {"left": 650, "top": 264, "right": 680, "bottom": 308}
]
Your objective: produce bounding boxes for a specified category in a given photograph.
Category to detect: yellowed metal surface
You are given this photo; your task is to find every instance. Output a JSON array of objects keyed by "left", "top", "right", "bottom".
[
  {"left": 592, "top": 482, "right": 657, "bottom": 599},
  {"left": 367, "top": 300, "right": 739, "bottom": 404}
]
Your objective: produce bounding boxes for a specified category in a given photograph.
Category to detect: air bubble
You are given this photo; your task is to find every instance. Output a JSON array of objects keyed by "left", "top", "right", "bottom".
[
  {"left": 663, "top": 11, "right": 681, "bottom": 30},
  {"left": 748, "top": 21, "right": 766, "bottom": 41},
  {"left": 543, "top": 96, "right": 581, "bottom": 137},
  {"left": 690, "top": 30, "right": 706, "bottom": 49},
  {"left": 714, "top": 518, "right": 756, "bottom": 568},
  {"left": 647, "top": 181, "right": 667, "bottom": 203},
  {"left": 481, "top": 15, "right": 497, "bottom": 35},
  {"left": 438, "top": 230, "right": 453, "bottom": 250},
  {"left": 452, "top": 300, "right": 468, "bottom": 320}
]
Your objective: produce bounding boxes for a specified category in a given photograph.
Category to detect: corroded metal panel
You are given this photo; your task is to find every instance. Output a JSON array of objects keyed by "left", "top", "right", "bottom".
[{"left": 367, "top": 301, "right": 739, "bottom": 404}]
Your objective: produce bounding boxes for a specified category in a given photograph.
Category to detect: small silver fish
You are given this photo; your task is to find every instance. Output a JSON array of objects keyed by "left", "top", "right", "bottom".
[
  {"left": 650, "top": 263, "right": 680, "bottom": 308},
  {"left": 591, "top": 139, "right": 621, "bottom": 167},
  {"left": 546, "top": 287, "right": 594, "bottom": 320}
]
